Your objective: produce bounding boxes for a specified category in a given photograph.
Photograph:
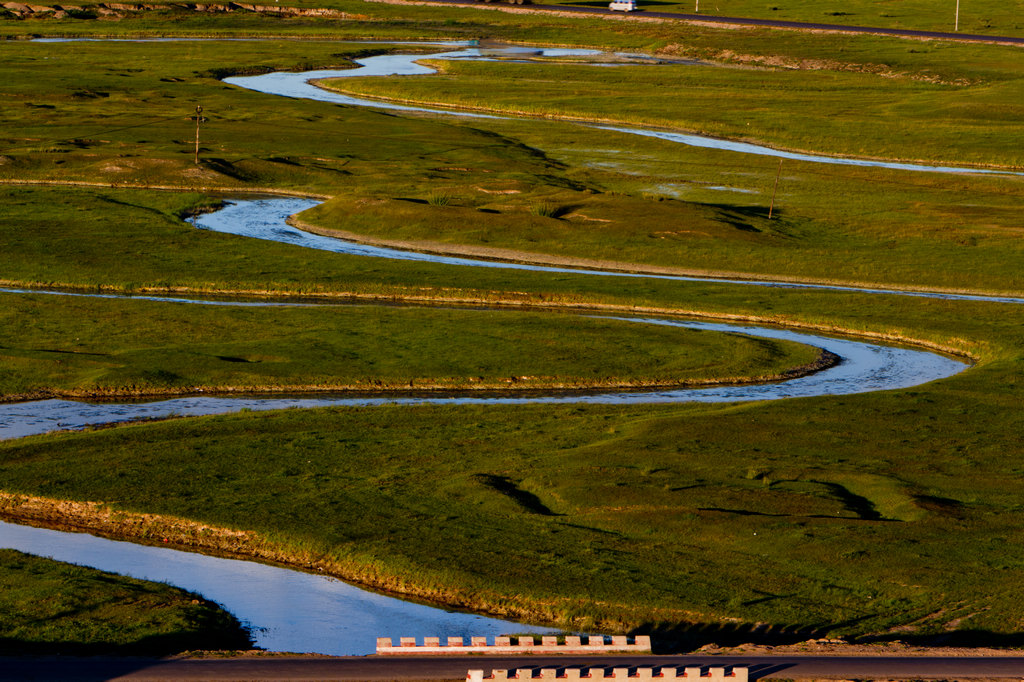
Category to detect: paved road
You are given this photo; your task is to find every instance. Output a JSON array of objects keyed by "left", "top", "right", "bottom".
[
  {"left": 423, "top": 0, "right": 1024, "bottom": 46},
  {"left": 3, "top": 654, "right": 1024, "bottom": 680}
]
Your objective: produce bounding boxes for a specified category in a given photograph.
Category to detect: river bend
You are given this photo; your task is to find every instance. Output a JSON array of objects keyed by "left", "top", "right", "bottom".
[
  {"left": 227, "top": 48, "right": 1024, "bottom": 177},
  {"left": 0, "top": 40, "right": 994, "bottom": 657}
]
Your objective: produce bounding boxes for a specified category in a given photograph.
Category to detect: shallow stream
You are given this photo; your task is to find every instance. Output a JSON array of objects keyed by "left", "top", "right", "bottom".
[
  {"left": 0, "top": 39, "right": 1001, "bottom": 656},
  {"left": 227, "top": 48, "right": 1024, "bottom": 177}
]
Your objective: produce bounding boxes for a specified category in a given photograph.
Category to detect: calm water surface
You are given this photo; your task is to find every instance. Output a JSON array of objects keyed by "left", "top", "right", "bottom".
[{"left": 0, "top": 521, "right": 551, "bottom": 655}]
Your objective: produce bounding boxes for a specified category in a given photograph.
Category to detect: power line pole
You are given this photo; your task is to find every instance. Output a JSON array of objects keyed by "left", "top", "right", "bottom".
[
  {"left": 955, "top": 0, "right": 960, "bottom": 31},
  {"left": 193, "top": 104, "right": 204, "bottom": 165}
]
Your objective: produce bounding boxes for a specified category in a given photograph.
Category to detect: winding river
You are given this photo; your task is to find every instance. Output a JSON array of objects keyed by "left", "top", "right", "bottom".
[
  {"left": 227, "top": 47, "right": 1024, "bottom": 177},
  {"left": 0, "top": 197, "right": 969, "bottom": 653},
  {"left": 0, "top": 39, "right": 1003, "bottom": 656}
]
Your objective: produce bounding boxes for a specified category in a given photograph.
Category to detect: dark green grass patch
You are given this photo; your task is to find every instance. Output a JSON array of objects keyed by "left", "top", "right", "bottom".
[
  {"left": 0, "top": 549, "right": 251, "bottom": 655},
  {"left": 0, "top": 292, "right": 825, "bottom": 398}
]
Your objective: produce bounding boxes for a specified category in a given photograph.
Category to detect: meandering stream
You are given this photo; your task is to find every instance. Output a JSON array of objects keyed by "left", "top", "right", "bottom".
[
  {"left": 227, "top": 47, "right": 1024, "bottom": 177},
  {"left": 0, "top": 197, "right": 968, "bottom": 653},
  {"left": 0, "top": 39, "right": 1000, "bottom": 656}
]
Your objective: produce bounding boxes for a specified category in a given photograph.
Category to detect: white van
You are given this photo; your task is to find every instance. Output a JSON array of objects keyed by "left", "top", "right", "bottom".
[{"left": 609, "top": 0, "right": 637, "bottom": 10}]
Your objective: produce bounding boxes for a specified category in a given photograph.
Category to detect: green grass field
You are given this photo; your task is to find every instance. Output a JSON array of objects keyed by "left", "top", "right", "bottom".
[
  {"left": 2, "top": 36, "right": 1023, "bottom": 294},
  {"left": 0, "top": 291, "right": 827, "bottom": 400},
  {"left": 1, "top": 3, "right": 1024, "bottom": 650},
  {"left": 0, "top": 549, "right": 251, "bottom": 655}
]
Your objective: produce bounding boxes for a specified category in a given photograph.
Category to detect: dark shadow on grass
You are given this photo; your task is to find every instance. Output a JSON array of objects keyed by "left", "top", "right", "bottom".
[
  {"left": 628, "top": 617, "right": 1024, "bottom": 653},
  {"left": 913, "top": 494, "right": 965, "bottom": 519},
  {"left": 394, "top": 197, "right": 429, "bottom": 204},
  {"left": 33, "top": 348, "right": 109, "bottom": 356},
  {"left": 813, "top": 481, "right": 882, "bottom": 521},
  {"left": 698, "top": 507, "right": 789, "bottom": 517},
  {"left": 200, "top": 158, "right": 258, "bottom": 182},
  {"left": 0, "top": 622, "right": 252, "bottom": 658},
  {"left": 550, "top": 203, "right": 583, "bottom": 219},
  {"left": 474, "top": 474, "right": 561, "bottom": 516},
  {"left": 707, "top": 203, "right": 785, "bottom": 232}
]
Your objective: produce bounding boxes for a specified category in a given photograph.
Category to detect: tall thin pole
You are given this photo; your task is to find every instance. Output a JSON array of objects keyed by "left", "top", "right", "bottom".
[
  {"left": 955, "top": 0, "right": 960, "bottom": 31},
  {"left": 768, "top": 159, "right": 782, "bottom": 220},
  {"left": 694, "top": 0, "right": 699, "bottom": 12},
  {"left": 194, "top": 104, "right": 203, "bottom": 165}
]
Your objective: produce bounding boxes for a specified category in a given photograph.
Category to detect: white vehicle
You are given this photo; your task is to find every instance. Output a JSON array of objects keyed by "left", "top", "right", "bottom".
[{"left": 608, "top": 0, "right": 637, "bottom": 10}]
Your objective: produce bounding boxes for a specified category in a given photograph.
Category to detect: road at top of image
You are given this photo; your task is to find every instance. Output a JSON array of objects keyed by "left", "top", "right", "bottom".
[{"left": 422, "top": 0, "right": 1024, "bottom": 46}]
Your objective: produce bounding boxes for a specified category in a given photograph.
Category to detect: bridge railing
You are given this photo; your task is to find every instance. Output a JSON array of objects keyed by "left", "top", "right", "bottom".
[
  {"left": 376, "top": 635, "right": 652, "bottom": 655},
  {"left": 467, "top": 667, "right": 748, "bottom": 681}
]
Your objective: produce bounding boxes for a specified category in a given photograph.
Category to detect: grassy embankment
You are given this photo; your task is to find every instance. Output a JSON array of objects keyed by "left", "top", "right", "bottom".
[
  {"left": 0, "top": 289, "right": 829, "bottom": 401},
  {"left": 1, "top": 17, "right": 1024, "bottom": 646},
  {"left": 0, "top": 549, "right": 251, "bottom": 655}
]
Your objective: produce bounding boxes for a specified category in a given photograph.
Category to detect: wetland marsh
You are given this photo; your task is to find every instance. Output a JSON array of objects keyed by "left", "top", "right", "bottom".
[{"left": 2, "top": 2, "right": 1024, "bottom": 653}]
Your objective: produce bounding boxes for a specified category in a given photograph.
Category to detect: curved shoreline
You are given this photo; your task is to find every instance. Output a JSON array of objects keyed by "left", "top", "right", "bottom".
[
  {"left": 0, "top": 349, "right": 840, "bottom": 406},
  {"left": 3, "top": 179, "right": 1023, "bottom": 300},
  {"left": 1, "top": 282, "right": 978, "bottom": 360},
  {"left": 0, "top": 495, "right": 597, "bottom": 632}
]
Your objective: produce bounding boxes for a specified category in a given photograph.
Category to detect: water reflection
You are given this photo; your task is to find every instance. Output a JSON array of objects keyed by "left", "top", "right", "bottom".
[{"left": 0, "top": 521, "right": 550, "bottom": 655}]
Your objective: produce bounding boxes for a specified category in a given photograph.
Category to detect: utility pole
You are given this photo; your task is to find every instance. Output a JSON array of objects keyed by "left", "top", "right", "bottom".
[
  {"left": 768, "top": 159, "right": 782, "bottom": 220},
  {"left": 955, "top": 0, "right": 960, "bottom": 31},
  {"left": 193, "top": 104, "right": 204, "bottom": 165},
  {"left": 694, "top": 0, "right": 699, "bottom": 12}
]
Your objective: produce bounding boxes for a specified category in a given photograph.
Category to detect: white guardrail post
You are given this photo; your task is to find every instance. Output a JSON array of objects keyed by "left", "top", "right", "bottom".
[{"left": 467, "top": 667, "right": 748, "bottom": 681}]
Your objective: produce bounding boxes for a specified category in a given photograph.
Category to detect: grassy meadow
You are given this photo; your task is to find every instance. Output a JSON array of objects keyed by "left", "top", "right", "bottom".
[
  {"left": 1, "top": 3, "right": 1024, "bottom": 650},
  {"left": 0, "top": 549, "right": 251, "bottom": 654},
  {"left": 0, "top": 291, "right": 827, "bottom": 400},
  {"left": 1, "top": 36, "right": 1023, "bottom": 292}
]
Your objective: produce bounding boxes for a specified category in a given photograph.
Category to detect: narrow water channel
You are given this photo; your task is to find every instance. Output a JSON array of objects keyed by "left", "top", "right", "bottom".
[
  {"left": 0, "top": 309, "right": 967, "bottom": 441},
  {"left": 226, "top": 48, "right": 1024, "bottom": 177},
  {"left": 196, "top": 197, "right": 1024, "bottom": 304},
  {"left": 0, "top": 521, "right": 552, "bottom": 655}
]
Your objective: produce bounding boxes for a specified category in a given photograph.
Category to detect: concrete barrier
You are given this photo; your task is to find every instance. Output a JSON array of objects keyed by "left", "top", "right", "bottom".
[
  {"left": 467, "top": 667, "right": 747, "bottom": 681},
  {"left": 377, "top": 635, "right": 652, "bottom": 655}
]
